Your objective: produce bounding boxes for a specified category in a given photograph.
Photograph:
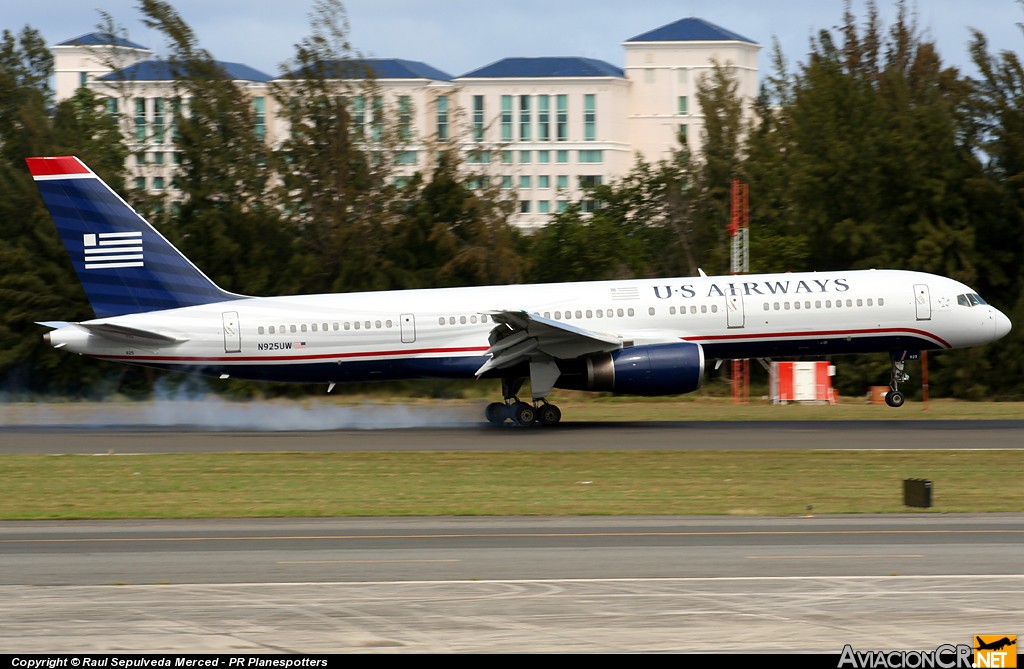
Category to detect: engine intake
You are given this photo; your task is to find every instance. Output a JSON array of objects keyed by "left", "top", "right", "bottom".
[{"left": 555, "top": 342, "right": 705, "bottom": 396}]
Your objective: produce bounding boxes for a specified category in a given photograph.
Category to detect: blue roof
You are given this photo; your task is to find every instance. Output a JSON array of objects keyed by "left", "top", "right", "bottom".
[
  {"left": 97, "top": 60, "right": 273, "bottom": 83},
  {"left": 626, "top": 17, "right": 756, "bottom": 44},
  {"left": 460, "top": 57, "right": 624, "bottom": 79},
  {"left": 282, "top": 58, "right": 452, "bottom": 81},
  {"left": 56, "top": 32, "right": 150, "bottom": 50}
]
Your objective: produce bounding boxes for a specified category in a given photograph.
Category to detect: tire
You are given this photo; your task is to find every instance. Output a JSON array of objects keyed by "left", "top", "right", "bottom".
[
  {"left": 484, "top": 402, "right": 506, "bottom": 424},
  {"left": 513, "top": 402, "right": 537, "bottom": 426},
  {"left": 538, "top": 404, "right": 562, "bottom": 426},
  {"left": 885, "top": 390, "right": 905, "bottom": 408}
]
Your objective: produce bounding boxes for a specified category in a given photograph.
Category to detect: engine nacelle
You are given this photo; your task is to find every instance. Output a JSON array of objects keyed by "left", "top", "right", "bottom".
[{"left": 555, "top": 342, "right": 705, "bottom": 396}]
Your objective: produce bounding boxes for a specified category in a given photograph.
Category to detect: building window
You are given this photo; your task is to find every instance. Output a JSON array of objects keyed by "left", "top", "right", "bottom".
[
  {"left": 538, "top": 200, "right": 550, "bottom": 214},
  {"left": 677, "top": 95, "right": 688, "bottom": 115},
  {"left": 556, "top": 175, "right": 569, "bottom": 189},
  {"left": 352, "top": 96, "right": 365, "bottom": 137},
  {"left": 556, "top": 94, "right": 568, "bottom": 141},
  {"left": 152, "top": 152, "right": 164, "bottom": 165},
  {"left": 135, "top": 177, "right": 146, "bottom": 190},
  {"left": 583, "top": 93, "right": 596, "bottom": 141},
  {"left": 466, "top": 150, "right": 491, "bottom": 164},
  {"left": 398, "top": 95, "right": 413, "bottom": 141},
  {"left": 557, "top": 199, "right": 569, "bottom": 212},
  {"left": 519, "top": 95, "right": 531, "bottom": 141},
  {"left": 252, "top": 97, "right": 266, "bottom": 139},
  {"left": 105, "top": 97, "right": 118, "bottom": 115},
  {"left": 134, "top": 98, "right": 146, "bottom": 142},
  {"left": 500, "top": 95, "right": 512, "bottom": 141},
  {"left": 519, "top": 175, "right": 531, "bottom": 188},
  {"left": 537, "top": 94, "right": 550, "bottom": 141},
  {"left": 556, "top": 150, "right": 569, "bottom": 164},
  {"left": 500, "top": 176, "right": 513, "bottom": 189},
  {"left": 501, "top": 150, "right": 513, "bottom": 164},
  {"left": 519, "top": 150, "right": 532, "bottom": 164},
  {"left": 678, "top": 124, "right": 688, "bottom": 146},
  {"left": 519, "top": 200, "right": 531, "bottom": 213},
  {"left": 79, "top": 71, "right": 88, "bottom": 87},
  {"left": 435, "top": 95, "right": 449, "bottom": 140},
  {"left": 472, "top": 95, "right": 484, "bottom": 142},
  {"left": 153, "top": 177, "right": 165, "bottom": 190},
  {"left": 578, "top": 150, "right": 603, "bottom": 163},
  {"left": 395, "top": 150, "right": 418, "bottom": 165},
  {"left": 579, "top": 175, "right": 602, "bottom": 187},
  {"left": 537, "top": 175, "right": 550, "bottom": 188},
  {"left": 537, "top": 150, "right": 550, "bottom": 164}
]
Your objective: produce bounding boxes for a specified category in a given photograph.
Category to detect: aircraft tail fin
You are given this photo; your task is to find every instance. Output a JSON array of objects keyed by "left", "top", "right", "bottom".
[{"left": 26, "top": 156, "right": 243, "bottom": 318}]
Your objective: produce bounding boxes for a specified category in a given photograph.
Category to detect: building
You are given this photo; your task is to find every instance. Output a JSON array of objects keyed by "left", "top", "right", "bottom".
[{"left": 52, "top": 17, "right": 760, "bottom": 228}]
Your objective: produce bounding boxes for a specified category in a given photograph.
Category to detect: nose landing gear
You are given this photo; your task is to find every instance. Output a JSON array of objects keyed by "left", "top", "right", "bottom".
[{"left": 884, "top": 352, "right": 913, "bottom": 408}]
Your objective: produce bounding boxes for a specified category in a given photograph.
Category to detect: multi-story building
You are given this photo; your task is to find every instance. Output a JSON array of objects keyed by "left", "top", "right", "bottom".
[{"left": 52, "top": 17, "right": 760, "bottom": 228}]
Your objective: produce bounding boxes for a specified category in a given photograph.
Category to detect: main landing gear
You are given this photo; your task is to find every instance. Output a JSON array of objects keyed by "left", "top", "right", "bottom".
[
  {"left": 885, "top": 353, "right": 912, "bottom": 408},
  {"left": 485, "top": 377, "right": 562, "bottom": 427}
]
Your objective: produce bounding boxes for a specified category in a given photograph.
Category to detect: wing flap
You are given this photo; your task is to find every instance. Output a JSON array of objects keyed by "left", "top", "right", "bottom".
[{"left": 477, "top": 310, "right": 621, "bottom": 376}]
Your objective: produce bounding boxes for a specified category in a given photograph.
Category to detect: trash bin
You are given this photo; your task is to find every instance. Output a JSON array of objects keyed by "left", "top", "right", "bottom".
[{"left": 903, "top": 479, "right": 932, "bottom": 508}]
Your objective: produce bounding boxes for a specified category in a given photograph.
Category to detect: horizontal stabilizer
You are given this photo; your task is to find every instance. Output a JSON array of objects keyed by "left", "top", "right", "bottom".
[{"left": 77, "top": 322, "right": 188, "bottom": 345}]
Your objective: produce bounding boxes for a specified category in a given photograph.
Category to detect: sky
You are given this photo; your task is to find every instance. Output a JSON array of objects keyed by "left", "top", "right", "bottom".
[{"left": 1, "top": 0, "right": 1021, "bottom": 80}]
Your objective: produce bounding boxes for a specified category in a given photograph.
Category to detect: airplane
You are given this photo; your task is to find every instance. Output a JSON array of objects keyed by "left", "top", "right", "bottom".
[
  {"left": 28, "top": 156, "right": 1012, "bottom": 426},
  {"left": 976, "top": 637, "right": 1016, "bottom": 652}
]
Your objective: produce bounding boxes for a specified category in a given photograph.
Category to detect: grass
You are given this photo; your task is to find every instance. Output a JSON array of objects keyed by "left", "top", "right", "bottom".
[{"left": 2, "top": 450, "right": 1023, "bottom": 520}]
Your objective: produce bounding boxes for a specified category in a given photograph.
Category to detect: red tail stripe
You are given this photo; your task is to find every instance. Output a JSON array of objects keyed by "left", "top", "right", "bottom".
[{"left": 25, "top": 156, "right": 90, "bottom": 177}]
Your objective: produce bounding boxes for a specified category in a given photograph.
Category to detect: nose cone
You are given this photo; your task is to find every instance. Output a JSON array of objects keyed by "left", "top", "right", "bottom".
[{"left": 994, "top": 308, "right": 1012, "bottom": 341}]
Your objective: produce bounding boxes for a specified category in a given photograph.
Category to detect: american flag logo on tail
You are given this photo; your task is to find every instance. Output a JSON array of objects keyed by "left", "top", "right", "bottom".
[{"left": 83, "top": 232, "right": 144, "bottom": 270}]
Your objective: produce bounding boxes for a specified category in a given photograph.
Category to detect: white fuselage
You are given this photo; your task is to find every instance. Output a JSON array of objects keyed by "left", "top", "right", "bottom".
[{"left": 47, "top": 269, "right": 1011, "bottom": 386}]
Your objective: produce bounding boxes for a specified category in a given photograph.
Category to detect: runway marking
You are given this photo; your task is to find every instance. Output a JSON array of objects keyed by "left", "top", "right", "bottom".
[
  {"left": 2, "top": 529, "right": 1023, "bottom": 544},
  {"left": 746, "top": 554, "right": 925, "bottom": 559},
  {"left": 276, "top": 559, "right": 461, "bottom": 565}
]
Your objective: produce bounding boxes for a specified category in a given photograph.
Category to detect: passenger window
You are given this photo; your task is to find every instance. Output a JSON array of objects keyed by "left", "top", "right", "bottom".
[
  {"left": 878, "top": 298, "right": 885, "bottom": 306},
  {"left": 648, "top": 307, "right": 655, "bottom": 316},
  {"left": 617, "top": 308, "right": 624, "bottom": 317},
  {"left": 596, "top": 310, "right": 603, "bottom": 318},
  {"left": 784, "top": 302, "right": 790, "bottom": 310},
  {"left": 670, "top": 306, "right": 677, "bottom": 315},
  {"left": 846, "top": 299, "right": 853, "bottom": 307},
  {"left": 333, "top": 323, "right": 339, "bottom": 331},
  {"left": 311, "top": 324, "right": 318, "bottom": 332},
  {"left": 438, "top": 317, "right": 445, "bottom": 325},
  {"left": 825, "top": 300, "right": 832, "bottom": 308},
  {"left": 711, "top": 305, "right": 718, "bottom": 313},
  {"left": 554, "top": 311, "right": 561, "bottom": 319},
  {"left": 301, "top": 324, "right": 308, "bottom": 332},
  {"left": 268, "top": 326, "right": 275, "bottom": 334},
  {"left": 856, "top": 299, "right": 863, "bottom": 307},
  {"left": 258, "top": 326, "right": 265, "bottom": 334},
  {"left": 773, "top": 302, "right": 780, "bottom": 311},
  {"left": 544, "top": 312, "right": 550, "bottom": 319},
  {"left": 763, "top": 303, "right": 769, "bottom": 311},
  {"left": 575, "top": 310, "right": 582, "bottom": 319},
  {"left": 354, "top": 322, "right": 360, "bottom": 330},
  {"left": 375, "top": 320, "right": 382, "bottom": 328},
  {"left": 805, "top": 301, "right": 811, "bottom": 309},
  {"left": 794, "top": 301, "right": 801, "bottom": 310},
  {"left": 290, "top": 324, "right": 297, "bottom": 333},
  {"left": 586, "top": 310, "right": 593, "bottom": 318},
  {"left": 460, "top": 316, "right": 467, "bottom": 324},
  {"left": 866, "top": 299, "right": 873, "bottom": 307},
  {"left": 606, "top": 309, "right": 613, "bottom": 317},
  {"left": 344, "top": 322, "right": 351, "bottom": 330},
  {"left": 627, "top": 308, "right": 635, "bottom": 317},
  {"left": 449, "top": 316, "right": 456, "bottom": 325},
  {"left": 690, "top": 306, "right": 697, "bottom": 314},
  {"left": 386, "top": 320, "right": 393, "bottom": 328},
  {"left": 701, "top": 305, "right": 707, "bottom": 314},
  {"left": 364, "top": 321, "right": 371, "bottom": 329}
]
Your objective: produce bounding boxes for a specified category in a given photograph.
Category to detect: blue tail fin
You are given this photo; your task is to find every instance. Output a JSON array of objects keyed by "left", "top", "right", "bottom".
[{"left": 27, "top": 156, "right": 243, "bottom": 318}]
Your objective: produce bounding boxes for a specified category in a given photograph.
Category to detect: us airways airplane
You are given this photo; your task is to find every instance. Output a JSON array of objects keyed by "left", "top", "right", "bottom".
[{"left": 29, "top": 156, "right": 1011, "bottom": 426}]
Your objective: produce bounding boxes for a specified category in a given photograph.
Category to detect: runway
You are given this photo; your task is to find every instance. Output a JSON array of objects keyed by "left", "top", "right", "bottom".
[
  {"left": 2, "top": 515, "right": 1023, "bottom": 653},
  {"left": 3, "top": 416, "right": 1023, "bottom": 653},
  {"left": 3, "top": 420, "right": 1024, "bottom": 454}
]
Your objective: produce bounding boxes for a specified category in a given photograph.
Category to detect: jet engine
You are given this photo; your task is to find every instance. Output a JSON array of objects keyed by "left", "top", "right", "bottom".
[{"left": 555, "top": 342, "right": 705, "bottom": 396}]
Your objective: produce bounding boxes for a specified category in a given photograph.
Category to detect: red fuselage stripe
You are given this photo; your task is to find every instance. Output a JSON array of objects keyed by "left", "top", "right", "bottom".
[
  {"left": 682, "top": 326, "right": 951, "bottom": 349},
  {"left": 94, "top": 345, "right": 490, "bottom": 364}
]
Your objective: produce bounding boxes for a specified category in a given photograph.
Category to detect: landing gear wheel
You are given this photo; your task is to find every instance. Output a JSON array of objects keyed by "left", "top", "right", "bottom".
[
  {"left": 885, "top": 390, "right": 905, "bottom": 408},
  {"left": 513, "top": 402, "right": 537, "bottom": 426},
  {"left": 484, "top": 402, "right": 507, "bottom": 425},
  {"left": 537, "top": 404, "right": 562, "bottom": 426}
]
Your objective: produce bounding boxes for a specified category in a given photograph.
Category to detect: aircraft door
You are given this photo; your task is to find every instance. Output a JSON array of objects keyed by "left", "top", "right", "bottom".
[
  {"left": 222, "top": 311, "right": 241, "bottom": 353},
  {"left": 914, "top": 284, "right": 932, "bottom": 321},
  {"left": 726, "top": 292, "right": 745, "bottom": 328},
  {"left": 400, "top": 313, "right": 416, "bottom": 343}
]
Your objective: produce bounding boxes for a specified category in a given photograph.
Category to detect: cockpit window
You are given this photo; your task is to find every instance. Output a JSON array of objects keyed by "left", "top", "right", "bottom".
[{"left": 958, "top": 293, "right": 990, "bottom": 307}]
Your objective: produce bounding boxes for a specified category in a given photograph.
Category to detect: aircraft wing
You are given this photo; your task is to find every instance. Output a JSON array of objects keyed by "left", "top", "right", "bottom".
[{"left": 475, "top": 310, "right": 622, "bottom": 376}]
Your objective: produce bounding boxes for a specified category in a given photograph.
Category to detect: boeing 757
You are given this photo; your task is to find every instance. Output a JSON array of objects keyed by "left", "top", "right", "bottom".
[{"left": 28, "top": 156, "right": 1012, "bottom": 426}]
